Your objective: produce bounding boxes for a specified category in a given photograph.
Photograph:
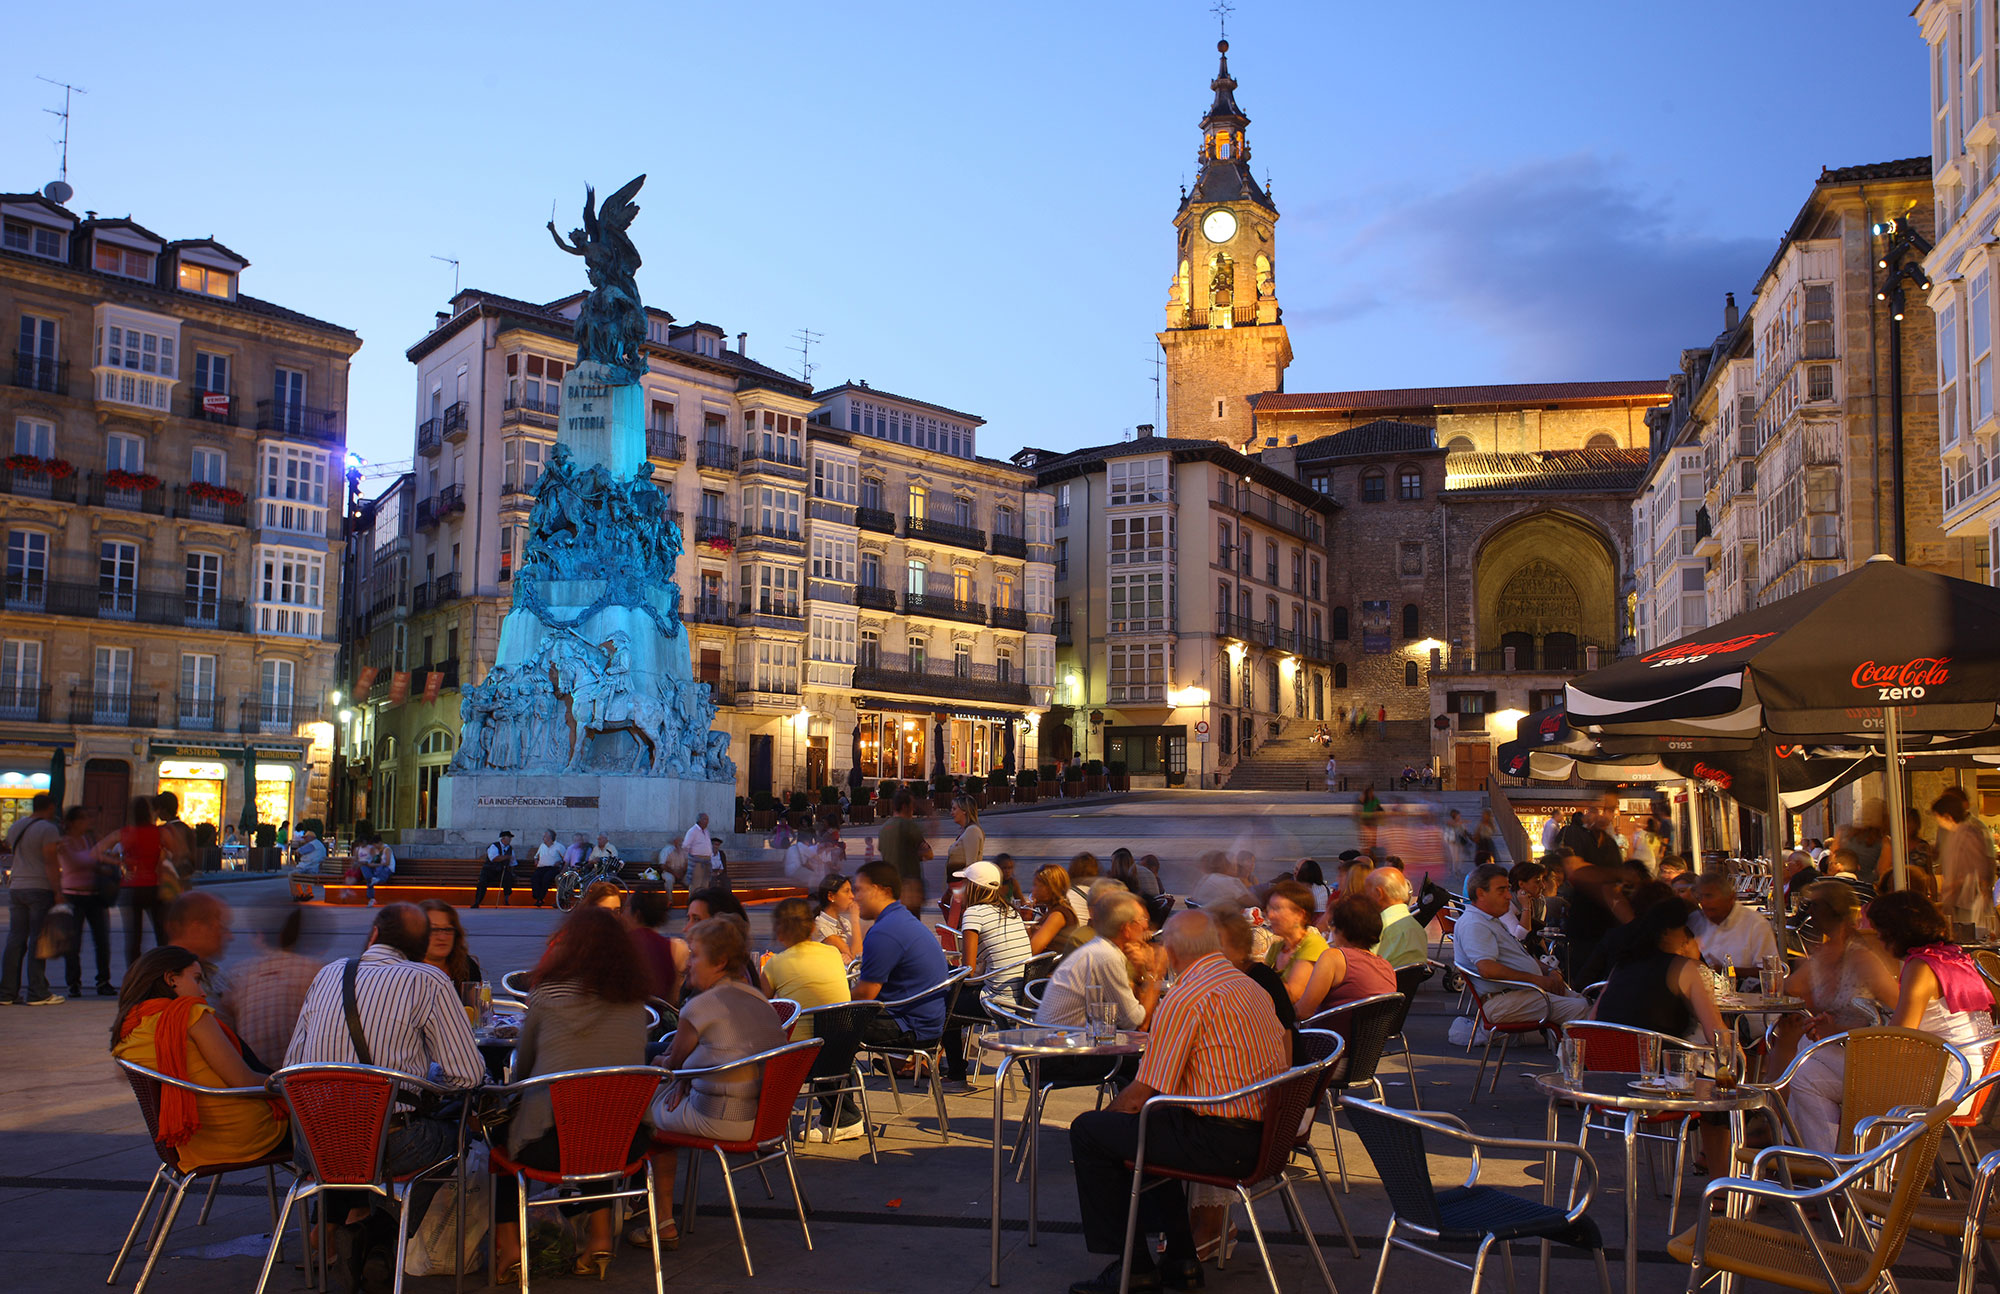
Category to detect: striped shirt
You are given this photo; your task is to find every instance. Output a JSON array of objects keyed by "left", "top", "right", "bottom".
[
  {"left": 962, "top": 901, "right": 1033, "bottom": 985},
  {"left": 283, "top": 944, "right": 486, "bottom": 1088},
  {"left": 1135, "top": 952, "right": 1289, "bottom": 1121}
]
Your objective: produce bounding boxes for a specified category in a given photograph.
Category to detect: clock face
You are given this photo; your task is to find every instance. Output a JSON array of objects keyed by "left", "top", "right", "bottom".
[{"left": 1201, "top": 208, "right": 1238, "bottom": 243}]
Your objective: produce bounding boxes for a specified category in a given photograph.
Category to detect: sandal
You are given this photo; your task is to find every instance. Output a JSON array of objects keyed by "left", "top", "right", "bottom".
[
  {"left": 571, "top": 1250, "right": 614, "bottom": 1281},
  {"left": 623, "top": 1217, "right": 679, "bottom": 1251},
  {"left": 495, "top": 1258, "right": 522, "bottom": 1285}
]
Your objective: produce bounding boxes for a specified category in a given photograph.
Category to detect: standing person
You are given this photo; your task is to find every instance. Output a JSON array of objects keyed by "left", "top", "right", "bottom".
[
  {"left": 878, "top": 789, "right": 933, "bottom": 903},
  {"left": 57, "top": 805, "right": 116, "bottom": 998},
  {"left": 154, "top": 792, "right": 194, "bottom": 884},
  {"left": 1836, "top": 800, "right": 1889, "bottom": 889},
  {"left": 1473, "top": 810, "right": 1499, "bottom": 869},
  {"left": 530, "top": 829, "right": 564, "bottom": 907},
  {"left": 97, "top": 797, "right": 168, "bottom": 973},
  {"left": 679, "top": 813, "right": 715, "bottom": 894},
  {"left": 1064, "top": 911, "right": 1289, "bottom": 1293},
  {"left": 1324, "top": 751, "right": 1338, "bottom": 794},
  {"left": 471, "top": 830, "right": 516, "bottom": 909},
  {"left": 1935, "top": 790, "right": 1997, "bottom": 940},
  {"left": 945, "top": 795, "right": 985, "bottom": 884},
  {"left": 219, "top": 908, "right": 322, "bottom": 1072},
  {"left": 1539, "top": 812, "right": 1562, "bottom": 857},
  {"left": 1, "top": 793, "right": 63, "bottom": 1004}
]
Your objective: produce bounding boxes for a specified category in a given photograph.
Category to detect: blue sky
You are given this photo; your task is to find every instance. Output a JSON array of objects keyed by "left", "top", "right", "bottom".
[{"left": 3, "top": 1, "right": 1927, "bottom": 473}]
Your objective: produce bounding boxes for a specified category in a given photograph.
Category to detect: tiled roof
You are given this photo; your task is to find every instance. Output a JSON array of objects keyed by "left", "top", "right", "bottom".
[
  {"left": 1819, "top": 158, "right": 1931, "bottom": 184},
  {"left": 1445, "top": 448, "right": 1652, "bottom": 494},
  {"left": 1294, "top": 419, "right": 1438, "bottom": 461},
  {"left": 1258, "top": 379, "right": 1669, "bottom": 413},
  {"left": 811, "top": 382, "right": 984, "bottom": 425}
]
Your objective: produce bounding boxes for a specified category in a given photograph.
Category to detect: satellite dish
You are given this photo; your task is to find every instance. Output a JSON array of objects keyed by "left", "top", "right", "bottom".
[{"left": 43, "top": 180, "right": 73, "bottom": 205}]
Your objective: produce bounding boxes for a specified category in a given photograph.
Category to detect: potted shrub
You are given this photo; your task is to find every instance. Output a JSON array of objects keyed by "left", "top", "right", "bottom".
[
  {"left": 1015, "top": 767, "right": 1039, "bottom": 803},
  {"left": 818, "top": 784, "right": 843, "bottom": 827},
  {"left": 787, "top": 790, "right": 813, "bottom": 830},
  {"left": 849, "top": 787, "right": 874, "bottom": 824},
  {"left": 750, "top": 791, "right": 777, "bottom": 832},
  {"left": 1062, "top": 761, "right": 1084, "bottom": 798},
  {"left": 964, "top": 774, "right": 986, "bottom": 808},
  {"left": 1084, "top": 759, "right": 1106, "bottom": 794},
  {"left": 1108, "top": 759, "right": 1130, "bottom": 792},
  {"left": 734, "top": 795, "right": 752, "bottom": 835},
  {"left": 877, "top": 780, "right": 900, "bottom": 812}
]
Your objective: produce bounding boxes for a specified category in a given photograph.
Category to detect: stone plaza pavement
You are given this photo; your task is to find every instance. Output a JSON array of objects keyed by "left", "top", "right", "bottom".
[{"left": 0, "top": 878, "right": 1966, "bottom": 1294}]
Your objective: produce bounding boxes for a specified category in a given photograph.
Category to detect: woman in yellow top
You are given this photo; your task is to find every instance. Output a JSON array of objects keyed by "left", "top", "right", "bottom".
[
  {"left": 760, "top": 897, "right": 852, "bottom": 1040},
  {"left": 111, "top": 946, "right": 287, "bottom": 1170},
  {"left": 1265, "top": 880, "right": 1338, "bottom": 1018}
]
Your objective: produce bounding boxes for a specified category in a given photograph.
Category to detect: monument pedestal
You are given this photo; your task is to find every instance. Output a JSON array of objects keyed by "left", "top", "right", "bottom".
[{"left": 436, "top": 772, "right": 734, "bottom": 841}]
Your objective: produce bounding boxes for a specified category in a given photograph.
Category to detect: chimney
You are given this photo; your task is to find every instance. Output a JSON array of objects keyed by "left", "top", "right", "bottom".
[
  {"left": 1724, "top": 292, "right": 1739, "bottom": 331},
  {"left": 434, "top": 311, "right": 449, "bottom": 329},
  {"left": 1135, "top": 424, "right": 1154, "bottom": 439},
  {"left": 737, "top": 331, "right": 747, "bottom": 354}
]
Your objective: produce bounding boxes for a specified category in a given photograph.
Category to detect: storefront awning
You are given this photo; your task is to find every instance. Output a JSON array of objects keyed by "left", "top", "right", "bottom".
[
  {"left": 853, "top": 697, "right": 1027, "bottom": 723},
  {"left": 147, "top": 741, "right": 309, "bottom": 763}
]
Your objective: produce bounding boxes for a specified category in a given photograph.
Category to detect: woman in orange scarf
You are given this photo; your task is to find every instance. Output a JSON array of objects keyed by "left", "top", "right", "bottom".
[{"left": 110, "top": 946, "right": 287, "bottom": 1169}]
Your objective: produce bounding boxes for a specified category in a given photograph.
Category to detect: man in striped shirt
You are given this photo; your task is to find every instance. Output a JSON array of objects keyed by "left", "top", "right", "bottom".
[
  {"left": 285, "top": 903, "right": 484, "bottom": 1291},
  {"left": 1066, "top": 909, "right": 1288, "bottom": 1293}
]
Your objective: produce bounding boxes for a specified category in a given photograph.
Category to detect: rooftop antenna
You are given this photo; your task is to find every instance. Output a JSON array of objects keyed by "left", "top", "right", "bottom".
[
  {"left": 430, "top": 255, "right": 460, "bottom": 297},
  {"left": 789, "top": 326, "right": 824, "bottom": 383},
  {"left": 1149, "top": 343, "right": 1163, "bottom": 431},
  {"left": 36, "top": 76, "right": 86, "bottom": 204}
]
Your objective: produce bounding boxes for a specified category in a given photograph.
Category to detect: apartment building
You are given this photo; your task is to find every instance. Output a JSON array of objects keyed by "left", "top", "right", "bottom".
[{"left": 0, "top": 188, "right": 357, "bottom": 836}]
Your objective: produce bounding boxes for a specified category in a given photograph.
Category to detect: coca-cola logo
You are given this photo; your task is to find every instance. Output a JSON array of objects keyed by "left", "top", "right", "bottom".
[
  {"left": 1691, "top": 761, "right": 1733, "bottom": 789},
  {"left": 1640, "top": 632, "right": 1776, "bottom": 669},
  {"left": 1538, "top": 715, "right": 1561, "bottom": 739},
  {"left": 1850, "top": 657, "right": 1950, "bottom": 701}
]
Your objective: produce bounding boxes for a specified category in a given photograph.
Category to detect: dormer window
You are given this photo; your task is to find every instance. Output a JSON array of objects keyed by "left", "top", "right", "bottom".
[
  {"left": 176, "top": 261, "right": 234, "bottom": 298},
  {"left": 2, "top": 220, "right": 63, "bottom": 260},
  {"left": 94, "top": 241, "right": 153, "bottom": 280}
]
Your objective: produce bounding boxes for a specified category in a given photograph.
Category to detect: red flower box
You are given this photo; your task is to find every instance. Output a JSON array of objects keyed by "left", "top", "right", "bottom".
[
  {"left": 186, "top": 480, "right": 246, "bottom": 506},
  {"left": 703, "top": 536, "right": 734, "bottom": 553},
  {"left": 105, "top": 469, "right": 163, "bottom": 492},
  {"left": 6, "top": 454, "right": 75, "bottom": 479}
]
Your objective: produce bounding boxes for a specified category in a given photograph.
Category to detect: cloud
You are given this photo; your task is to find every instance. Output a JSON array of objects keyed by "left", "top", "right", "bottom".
[{"left": 1309, "top": 155, "right": 1772, "bottom": 378}]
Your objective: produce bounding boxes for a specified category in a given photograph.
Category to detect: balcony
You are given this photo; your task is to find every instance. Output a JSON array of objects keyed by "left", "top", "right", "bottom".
[
  {"left": 415, "top": 497, "right": 439, "bottom": 530},
  {"left": 695, "top": 516, "right": 736, "bottom": 546},
  {"left": 86, "top": 471, "right": 166, "bottom": 515},
  {"left": 990, "top": 533, "right": 1028, "bottom": 559},
  {"left": 501, "top": 395, "right": 559, "bottom": 430},
  {"left": 1215, "top": 484, "right": 1322, "bottom": 544},
  {"left": 416, "top": 417, "right": 441, "bottom": 455},
  {"left": 1027, "top": 542, "right": 1056, "bottom": 565},
  {"left": 175, "top": 694, "right": 223, "bottom": 732},
  {"left": 807, "top": 579, "right": 853, "bottom": 604},
  {"left": 740, "top": 445, "right": 807, "bottom": 480},
  {"left": 808, "top": 499, "right": 853, "bottom": 525},
  {"left": 501, "top": 478, "right": 534, "bottom": 508},
  {"left": 855, "top": 584, "right": 898, "bottom": 611},
  {"left": 432, "top": 571, "right": 460, "bottom": 604},
  {"left": 905, "top": 591, "right": 986, "bottom": 625},
  {"left": 411, "top": 581, "right": 433, "bottom": 613},
  {"left": 905, "top": 516, "right": 985, "bottom": 551},
  {"left": 256, "top": 400, "right": 341, "bottom": 445},
  {"left": 1178, "top": 304, "right": 1261, "bottom": 329},
  {"left": 441, "top": 400, "right": 469, "bottom": 442},
  {"left": 700, "top": 674, "right": 735, "bottom": 705},
  {"left": 646, "top": 430, "right": 685, "bottom": 462},
  {"left": 852, "top": 653, "right": 1032, "bottom": 706},
  {"left": 738, "top": 521, "right": 805, "bottom": 552},
  {"left": 731, "top": 671, "right": 804, "bottom": 708},
  {"left": 0, "top": 684, "right": 49, "bottom": 723},
  {"left": 1300, "top": 635, "right": 1336, "bottom": 664},
  {"left": 0, "top": 462, "right": 79, "bottom": 503},
  {"left": 697, "top": 441, "right": 739, "bottom": 472},
  {"left": 184, "top": 387, "right": 236, "bottom": 425},
  {"left": 686, "top": 596, "right": 735, "bottom": 626},
  {"left": 173, "top": 485, "right": 247, "bottom": 527},
  {"left": 1054, "top": 505, "right": 1070, "bottom": 526},
  {"left": 989, "top": 606, "right": 1028, "bottom": 631},
  {"left": 1456, "top": 641, "right": 1612, "bottom": 674},
  {"left": 1054, "top": 618, "right": 1073, "bottom": 645},
  {"left": 70, "top": 689, "right": 160, "bottom": 727},
  {"left": 8, "top": 579, "right": 244, "bottom": 631},
  {"left": 736, "top": 596, "right": 805, "bottom": 628},
  {"left": 1217, "top": 612, "right": 1288, "bottom": 649},
  {"left": 438, "top": 482, "right": 465, "bottom": 516},
  {"left": 855, "top": 506, "right": 897, "bottom": 534},
  {"left": 241, "top": 697, "right": 322, "bottom": 734},
  {"left": 9, "top": 351, "right": 67, "bottom": 396}
]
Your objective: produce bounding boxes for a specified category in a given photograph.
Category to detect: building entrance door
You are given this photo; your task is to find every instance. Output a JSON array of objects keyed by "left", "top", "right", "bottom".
[
  {"left": 1453, "top": 741, "right": 1490, "bottom": 791},
  {"left": 806, "top": 737, "right": 827, "bottom": 790},
  {"left": 748, "top": 735, "right": 774, "bottom": 798},
  {"left": 83, "top": 758, "right": 130, "bottom": 835}
]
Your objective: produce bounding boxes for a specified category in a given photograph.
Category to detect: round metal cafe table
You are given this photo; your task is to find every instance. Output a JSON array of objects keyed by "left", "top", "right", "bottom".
[{"left": 979, "top": 1027, "right": 1147, "bottom": 1287}]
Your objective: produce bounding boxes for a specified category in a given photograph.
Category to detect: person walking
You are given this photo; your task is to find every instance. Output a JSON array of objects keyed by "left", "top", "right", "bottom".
[
  {"left": 1, "top": 793, "right": 63, "bottom": 1005},
  {"left": 471, "top": 830, "right": 516, "bottom": 909},
  {"left": 680, "top": 813, "right": 715, "bottom": 893},
  {"left": 56, "top": 805, "right": 115, "bottom": 998},
  {"left": 879, "top": 789, "right": 933, "bottom": 903},
  {"left": 945, "top": 795, "right": 985, "bottom": 883},
  {"left": 530, "top": 829, "right": 564, "bottom": 907},
  {"left": 96, "top": 797, "right": 169, "bottom": 973},
  {"left": 1324, "top": 752, "right": 1338, "bottom": 794}
]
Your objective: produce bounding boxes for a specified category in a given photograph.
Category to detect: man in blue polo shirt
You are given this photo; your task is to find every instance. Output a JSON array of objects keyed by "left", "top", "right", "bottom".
[{"left": 852, "top": 860, "right": 949, "bottom": 1046}]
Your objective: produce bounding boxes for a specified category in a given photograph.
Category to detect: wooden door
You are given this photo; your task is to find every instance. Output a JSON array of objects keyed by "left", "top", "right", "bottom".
[
  {"left": 1452, "top": 741, "right": 1490, "bottom": 792},
  {"left": 82, "top": 758, "right": 130, "bottom": 836}
]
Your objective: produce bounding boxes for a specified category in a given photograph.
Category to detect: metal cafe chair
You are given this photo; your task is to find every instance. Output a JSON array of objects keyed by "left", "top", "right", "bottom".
[
  {"left": 1300, "top": 992, "right": 1406, "bottom": 1191},
  {"left": 1453, "top": 973, "right": 1561, "bottom": 1104},
  {"left": 791, "top": 1000, "right": 884, "bottom": 1161},
  {"left": 851, "top": 966, "right": 971, "bottom": 1140},
  {"left": 110, "top": 1059, "right": 293, "bottom": 1294},
  {"left": 1554, "top": 1020, "right": 1706, "bottom": 1233}
]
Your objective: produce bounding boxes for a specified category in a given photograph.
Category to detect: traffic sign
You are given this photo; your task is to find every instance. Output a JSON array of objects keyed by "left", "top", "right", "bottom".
[{"left": 1194, "top": 720, "right": 1210, "bottom": 735}]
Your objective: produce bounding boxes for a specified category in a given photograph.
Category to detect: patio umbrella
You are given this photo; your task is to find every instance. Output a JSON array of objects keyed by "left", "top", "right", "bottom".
[
  {"left": 847, "top": 723, "right": 864, "bottom": 793},
  {"left": 1567, "top": 555, "right": 2000, "bottom": 891},
  {"left": 46, "top": 746, "right": 64, "bottom": 809},
  {"left": 238, "top": 743, "right": 259, "bottom": 835},
  {"left": 1000, "top": 720, "right": 1016, "bottom": 778}
]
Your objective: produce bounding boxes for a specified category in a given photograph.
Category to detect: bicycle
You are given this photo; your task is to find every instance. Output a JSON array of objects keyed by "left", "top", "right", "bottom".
[{"left": 554, "top": 855, "right": 626, "bottom": 910}]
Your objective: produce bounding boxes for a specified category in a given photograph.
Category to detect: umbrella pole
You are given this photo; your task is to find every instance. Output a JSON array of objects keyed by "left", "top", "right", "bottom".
[
  {"left": 1884, "top": 706, "right": 1909, "bottom": 893},
  {"left": 1686, "top": 781, "right": 1704, "bottom": 866},
  {"left": 1767, "top": 742, "right": 1787, "bottom": 943}
]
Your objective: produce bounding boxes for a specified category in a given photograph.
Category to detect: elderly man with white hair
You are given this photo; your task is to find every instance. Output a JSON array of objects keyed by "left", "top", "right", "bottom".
[{"left": 1364, "top": 866, "right": 1427, "bottom": 971}]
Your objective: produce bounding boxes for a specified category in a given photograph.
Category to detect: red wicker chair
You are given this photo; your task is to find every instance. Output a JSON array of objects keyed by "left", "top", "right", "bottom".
[{"left": 649, "top": 1038, "right": 823, "bottom": 1276}]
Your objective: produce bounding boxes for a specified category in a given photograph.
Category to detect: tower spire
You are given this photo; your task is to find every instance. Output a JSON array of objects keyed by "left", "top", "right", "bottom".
[{"left": 1183, "top": 36, "right": 1271, "bottom": 215}]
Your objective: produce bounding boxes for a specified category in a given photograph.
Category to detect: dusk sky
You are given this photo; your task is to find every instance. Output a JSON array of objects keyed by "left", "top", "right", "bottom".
[{"left": 4, "top": 1, "right": 1928, "bottom": 477}]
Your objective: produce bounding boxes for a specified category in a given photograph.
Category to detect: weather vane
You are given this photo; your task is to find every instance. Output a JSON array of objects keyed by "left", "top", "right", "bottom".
[{"left": 1211, "top": 0, "right": 1233, "bottom": 41}]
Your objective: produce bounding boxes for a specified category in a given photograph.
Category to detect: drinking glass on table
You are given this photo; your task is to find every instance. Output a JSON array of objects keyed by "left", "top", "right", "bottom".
[
  {"left": 462, "top": 981, "right": 491, "bottom": 1030},
  {"left": 1760, "top": 954, "right": 1787, "bottom": 999},
  {"left": 1713, "top": 1033, "right": 1743, "bottom": 1092},
  {"left": 1558, "top": 1035, "right": 1587, "bottom": 1086},
  {"left": 1636, "top": 1031, "right": 1663, "bottom": 1083},
  {"left": 1084, "top": 984, "right": 1115, "bottom": 1042},
  {"left": 1661, "top": 1049, "right": 1695, "bottom": 1091}
]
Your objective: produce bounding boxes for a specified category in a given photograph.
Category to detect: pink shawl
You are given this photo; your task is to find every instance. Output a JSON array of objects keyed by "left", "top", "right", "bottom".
[{"left": 1906, "top": 943, "right": 1995, "bottom": 1015}]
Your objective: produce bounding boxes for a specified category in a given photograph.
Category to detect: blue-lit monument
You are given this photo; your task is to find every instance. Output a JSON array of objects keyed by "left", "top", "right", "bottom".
[{"left": 436, "top": 176, "right": 735, "bottom": 834}]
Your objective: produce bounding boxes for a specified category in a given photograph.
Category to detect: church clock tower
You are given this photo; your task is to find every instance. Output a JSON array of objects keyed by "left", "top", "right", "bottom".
[{"left": 1159, "top": 40, "right": 1291, "bottom": 448}]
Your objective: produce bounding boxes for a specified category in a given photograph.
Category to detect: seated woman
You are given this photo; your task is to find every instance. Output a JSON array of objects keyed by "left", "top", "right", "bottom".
[
  {"left": 760, "top": 896, "right": 851, "bottom": 1039},
  {"left": 417, "top": 899, "right": 482, "bottom": 989},
  {"left": 111, "top": 946, "right": 287, "bottom": 1172},
  {"left": 1763, "top": 880, "right": 1898, "bottom": 1076},
  {"left": 812, "top": 873, "right": 860, "bottom": 961},
  {"left": 627, "top": 887, "right": 684, "bottom": 1004},
  {"left": 491, "top": 905, "right": 650, "bottom": 1281},
  {"left": 1026, "top": 863, "right": 1088, "bottom": 956},
  {"left": 1591, "top": 895, "right": 1728, "bottom": 1044},
  {"left": 942, "top": 861, "right": 1034, "bottom": 1084},
  {"left": 1264, "top": 880, "right": 1337, "bottom": 1017},
  {"left": 1317, "top": 895, "right": 1399, "bottom": 1010},
  {"left": 1789, "top": 890, "right": 1996, "bottom": 1154},
  {"left": 638, "top": 918, "right": 787, "bottom": 1251}
]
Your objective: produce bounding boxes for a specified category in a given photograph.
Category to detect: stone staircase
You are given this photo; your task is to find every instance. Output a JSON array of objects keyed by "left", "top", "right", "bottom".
[{"left": 1223, "top": 718, "right": 1435, "bottom": 793}]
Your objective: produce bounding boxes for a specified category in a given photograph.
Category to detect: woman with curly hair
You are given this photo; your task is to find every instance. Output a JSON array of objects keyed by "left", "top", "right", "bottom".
[{"left": 416, "top": 899, "right": 481, "bottom": 988}]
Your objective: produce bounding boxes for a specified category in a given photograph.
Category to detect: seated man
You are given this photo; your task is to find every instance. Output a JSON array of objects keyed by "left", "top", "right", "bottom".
[
  {"left": 1066, "top": 910, "right": 1290, "bottom": 1293},
  {"left": 1453, "top": 863, "right": 1588, "bottom": 1028},
  {"left": 1689, "top": 867, "right": 1780, "bottom": 978},
  {"left": 1037, "top": 889, "right": 1164, "bottom": 1089},
  {"left": 851, "top": 861, "right": 950, "bottom": 1048},
  {"left": 1363, "top": 867, "right": 1428, "bottom": 971},
  {"left": 285, "top": 902, "right": 486, "bottom": 1291}
]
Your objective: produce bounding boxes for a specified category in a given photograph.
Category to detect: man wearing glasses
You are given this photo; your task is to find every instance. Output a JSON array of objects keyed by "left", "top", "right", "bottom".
[{"left": 1454, "top": 863, "right": 1589, "bottom": 1027}]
